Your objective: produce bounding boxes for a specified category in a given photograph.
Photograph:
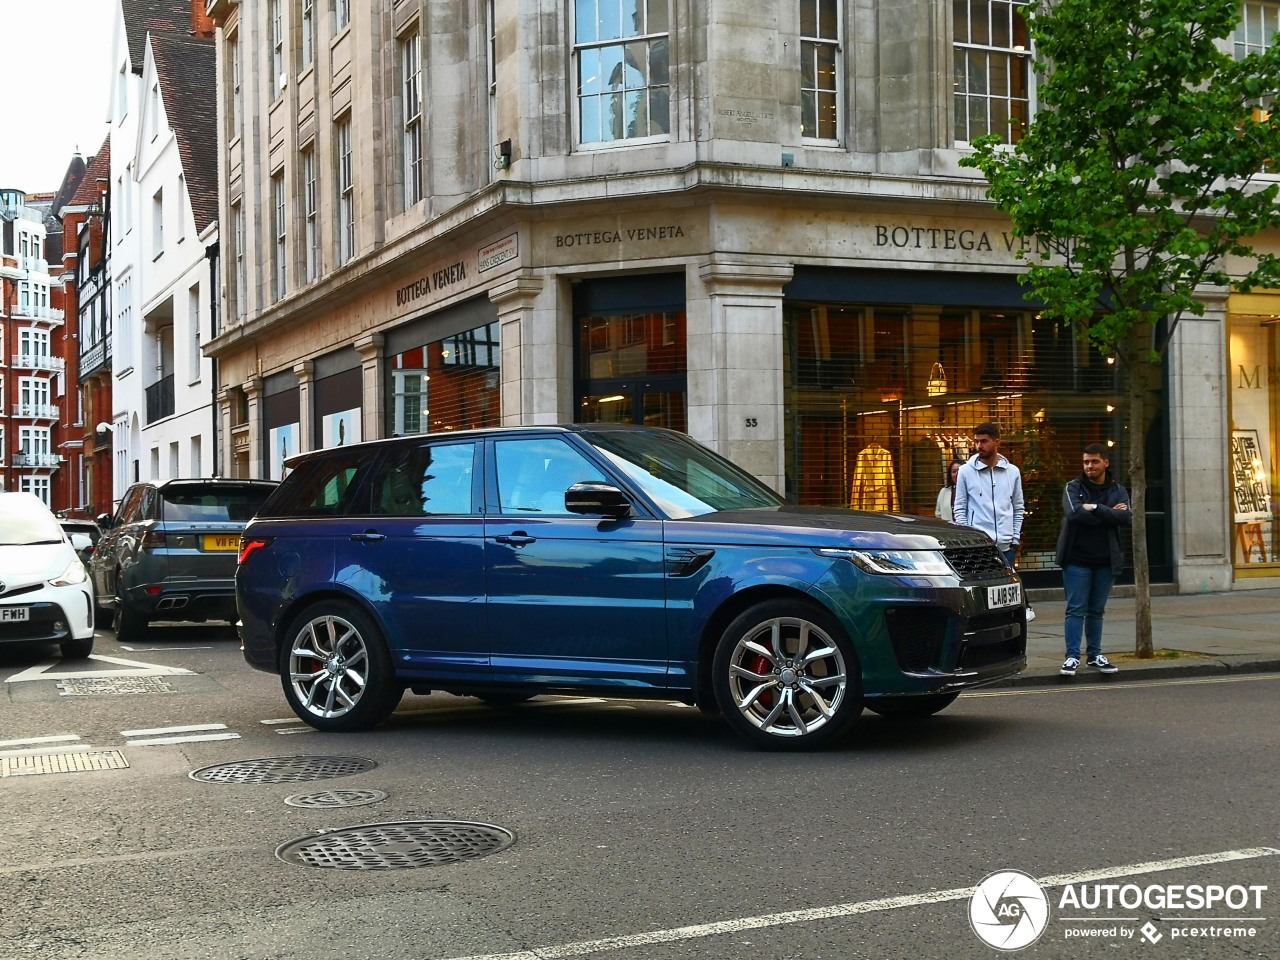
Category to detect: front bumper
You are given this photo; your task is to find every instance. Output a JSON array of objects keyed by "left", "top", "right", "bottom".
[{"left": 0, "top": 590, "right": 95, "bottom": 644}]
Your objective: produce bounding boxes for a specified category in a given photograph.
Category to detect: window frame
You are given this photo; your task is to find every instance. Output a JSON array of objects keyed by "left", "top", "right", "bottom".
[
  {"left": 572, "top": 0, "right": 672, "bottom": 149},
  {"left": 952, "top": 0, "right": 1033, "bottom": 146},
  {"left": 272, "top": 173, "right": 287, "bottom": 301},
  {"left": 303, "top": 147, "right": 319, "bottom": 282},
  {"left": 400, "top": 27, "right": 424, "bottom": 208},
  {"left": 799, "top": 0, "right": 842, "bottom": 144},
  {"left": 337, "top": 116, "right": 355, "bottom": 264}
]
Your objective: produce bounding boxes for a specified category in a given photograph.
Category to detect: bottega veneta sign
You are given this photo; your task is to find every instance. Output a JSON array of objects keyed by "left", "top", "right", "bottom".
[
  {"left": 396, "top": 260, "right": 469, "bottom": 307},
  {"left": 874, "top": 224, "right": 1076, "bottom": 258},
  {"left": 554, "top": 224, "right": 686, "bottom": 247}
]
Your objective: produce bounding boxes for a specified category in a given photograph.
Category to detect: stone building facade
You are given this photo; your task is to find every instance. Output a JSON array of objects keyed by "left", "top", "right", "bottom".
[{"left": 204, "top": 0, "right": 1280, "bottom": 593}]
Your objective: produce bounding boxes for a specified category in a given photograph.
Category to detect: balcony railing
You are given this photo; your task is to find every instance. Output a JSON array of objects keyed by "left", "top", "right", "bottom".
[
  {"left": 79, "top": 337, "right": 112, "bottom": 378},
  {"left": 11, "top": 403, "right": 59, "bottom": 419},
  {"left": 145, "top": 374, "right": 175, "bottom": 423},
  {"left": 10, "top": 305, "right": 64, "bottom": 323},
  {"left": 11, "top": 453, "right": 61, "bottom": 468},
  {"left": 11, "top": 354, "right": 65, "bottom": 372},
  {"left": 20, "top": 256, "right": 49, "bottom": 274}
]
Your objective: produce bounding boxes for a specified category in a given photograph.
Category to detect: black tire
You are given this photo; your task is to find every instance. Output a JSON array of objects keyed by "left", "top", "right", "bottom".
[
  {"left": 712, "top": 599, "right": 862, "bottom": 750},
  {"left": 60, "top": 636, "right": 94, "bottom": 659},
  {"left": 279, "top": 600, "right": 403, "bottom": 732},
  {"left": 866, "top": 691, "right": 960, "bottom": 719},
  {"left": 113, "top": 598, "right": 148, "bottom": 641}
]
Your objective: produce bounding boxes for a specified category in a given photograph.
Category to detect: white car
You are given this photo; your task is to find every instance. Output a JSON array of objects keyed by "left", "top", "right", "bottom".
[{"left": 0, "top": 492, "right": 95, "bottom": 658}]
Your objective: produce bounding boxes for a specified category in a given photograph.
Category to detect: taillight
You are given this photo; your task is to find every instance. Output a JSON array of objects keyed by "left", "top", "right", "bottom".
[
  {"left": 238, "top": 537, "right": 272, "bottom": 565},
  {"left": 142, "top": 529, "right": 168, "bottom": 549}
]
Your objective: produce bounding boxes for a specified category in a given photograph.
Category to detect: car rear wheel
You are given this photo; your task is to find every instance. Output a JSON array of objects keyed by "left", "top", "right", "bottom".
[
  {"left": 712, "top": 599, "right": 862, "bottom": 750},
  {"left": 866, "top": 691, "right": 960, "bottom": 718},
  {"left": 113, "top": 597, "right": 148, "bottom": 641},
  {"left": 280, "top": 601, "right": 402, "bottom": 731}
]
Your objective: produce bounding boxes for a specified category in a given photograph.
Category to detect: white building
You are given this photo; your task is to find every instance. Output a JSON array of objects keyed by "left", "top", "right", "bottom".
[{"left": 106, "top": 0, "right": 220, "bottom": 502}]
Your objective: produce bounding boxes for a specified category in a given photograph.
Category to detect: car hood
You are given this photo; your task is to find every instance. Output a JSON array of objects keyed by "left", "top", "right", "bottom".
[
  {"left": 667, "top": 505, "right": 993, "bottom": 550},
  {"left": 0, "top": 542, "right": 76, "bottom": 588}
]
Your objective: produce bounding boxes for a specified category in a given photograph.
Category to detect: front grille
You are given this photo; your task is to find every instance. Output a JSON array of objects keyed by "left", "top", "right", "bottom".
[
  {"left": 884, "top": 606, "right": 949, "bottom": 672},
  {"left": 944, "top": 545, "right": 1007, "bottom": 580}
]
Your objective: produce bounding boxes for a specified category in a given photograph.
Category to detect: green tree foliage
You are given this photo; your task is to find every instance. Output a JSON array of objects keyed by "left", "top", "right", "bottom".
[{"left": 963, "top": 0, "right": 1280, "bottom": 655}]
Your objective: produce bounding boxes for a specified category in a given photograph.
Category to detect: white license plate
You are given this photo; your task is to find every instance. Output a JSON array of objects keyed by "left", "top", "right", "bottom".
[
  {"left": 1, "top": 606, "right": 31, "bottom": 622},
  {"left": 986, "top": 583, "right": 1022, "bottom": 610}
]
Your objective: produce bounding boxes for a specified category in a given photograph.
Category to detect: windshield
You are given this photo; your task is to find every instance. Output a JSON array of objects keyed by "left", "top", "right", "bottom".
[
  {"left": 583, "top": 429, "right": 782, "bottom": 518},
  {"left": 0, "top": 497, "right": 64, "bottom": 546}
]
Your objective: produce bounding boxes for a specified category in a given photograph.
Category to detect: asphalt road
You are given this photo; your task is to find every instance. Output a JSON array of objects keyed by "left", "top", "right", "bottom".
[{"left": 1, "top": 625, "right": 1277, "bottom": 960}]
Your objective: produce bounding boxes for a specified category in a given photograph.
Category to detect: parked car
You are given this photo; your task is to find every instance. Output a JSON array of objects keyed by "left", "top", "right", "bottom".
[
  {"left": 0, "top": 492, "right": 96, "bottom": 658},
  {"left": 57, "top": 517, "right": 103, "bottom": 572},
  {"left": 237, "top": 425, "right": 1026, "bottom": 749},
  {"left": 93, "top": 478, "right": 279, "bottom": 639}
]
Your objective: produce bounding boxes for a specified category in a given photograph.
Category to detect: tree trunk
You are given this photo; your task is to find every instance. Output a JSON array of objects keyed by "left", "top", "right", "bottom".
[{"left": 1123, "top": 327, "right": 1156, "bottom": 658}]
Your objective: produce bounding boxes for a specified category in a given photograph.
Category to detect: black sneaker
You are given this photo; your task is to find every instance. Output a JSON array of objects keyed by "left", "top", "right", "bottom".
[
  {"left": 1060, "top": 657, "right": 1079, "bottom": 676},
  {"left": 1087, "top": 655, "right": 1119, "bottom": 674}
]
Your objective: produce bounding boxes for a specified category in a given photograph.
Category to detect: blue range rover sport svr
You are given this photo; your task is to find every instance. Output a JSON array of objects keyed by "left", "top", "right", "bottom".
[{"left": 235, "top": 425, "right": 1026, "bottom": 749}]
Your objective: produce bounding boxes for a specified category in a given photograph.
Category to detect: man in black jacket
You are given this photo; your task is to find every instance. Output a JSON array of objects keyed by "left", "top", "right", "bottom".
[{"left": 1055, "top": 443, "right": 1131, "bottom": 677}]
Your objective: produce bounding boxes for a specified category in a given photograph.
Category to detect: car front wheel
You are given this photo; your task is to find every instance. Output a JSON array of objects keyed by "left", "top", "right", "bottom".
[
  {"left": 280, "top": 601, "right": 402, "bottom": 731},
  {"left": 712, "top": 600, "right": 862, "bottom": 749}
]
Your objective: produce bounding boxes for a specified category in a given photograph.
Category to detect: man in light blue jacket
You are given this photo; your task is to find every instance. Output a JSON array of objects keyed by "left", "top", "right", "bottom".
[{"left": 953, "top": 421, "right": 1035, "bottom": 620}]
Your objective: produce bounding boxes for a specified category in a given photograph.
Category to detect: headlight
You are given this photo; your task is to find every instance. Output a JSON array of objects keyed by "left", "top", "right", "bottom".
[
  {"left": 818, "top": 548, "right": 952, "bottom": 576},
  {"left": 50, "top": 560, "right": 88, "bottom": 587}
]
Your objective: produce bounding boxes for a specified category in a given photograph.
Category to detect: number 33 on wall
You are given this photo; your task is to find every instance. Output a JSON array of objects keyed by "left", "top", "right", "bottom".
[{"left": 744, "top": 417, "right": 758, "bottom": 428}]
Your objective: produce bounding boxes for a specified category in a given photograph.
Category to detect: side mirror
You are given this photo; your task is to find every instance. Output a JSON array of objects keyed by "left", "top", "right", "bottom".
[
  {"left": 69, "top": 533, "right": 93, "bottom": 552},
  {"left": 565, "top": 482, "right": 632, "bottom": 520},
  {"left": 96, "top": 513, "right": 114, "bottom": 529}
]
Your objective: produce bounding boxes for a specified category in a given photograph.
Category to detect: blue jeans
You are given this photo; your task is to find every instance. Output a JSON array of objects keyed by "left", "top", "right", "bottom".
[{"left": 1062, "top": 564, "right": 1115, "bottom": 660}]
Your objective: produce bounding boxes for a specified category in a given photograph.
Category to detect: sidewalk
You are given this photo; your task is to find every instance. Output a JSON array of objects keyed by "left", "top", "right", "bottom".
[{"left": 994, "top": 587, "right": 1280, "bottom": 687}]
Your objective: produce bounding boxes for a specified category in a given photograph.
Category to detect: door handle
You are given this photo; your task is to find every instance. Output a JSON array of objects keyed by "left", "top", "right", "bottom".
[
  {"left": 495, "top": 534, "right": 536, "bottom": 546},
  {"left": 350, "top": 531, "right": 386, "bottom": 542}
]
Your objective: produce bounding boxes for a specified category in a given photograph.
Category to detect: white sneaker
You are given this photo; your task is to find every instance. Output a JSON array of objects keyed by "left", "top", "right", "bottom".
[
  {"left": 1060, "top": 657, "right": 1079, "bottom": 676},
  {"left": 1025, "top": 605, "right": 1037, "bottom": 622}
]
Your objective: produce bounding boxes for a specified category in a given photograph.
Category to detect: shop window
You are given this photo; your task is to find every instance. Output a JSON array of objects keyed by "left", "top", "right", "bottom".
[
  {"left": 575, "top": 311, "right": 687, "bottom": 430},
  {"left": 1229, "top": 315, "right": 1280, "bottom": 568},
  {"left": 784, "top": 301, "right": 1125, "bottom": 573},
  {"left": 387, "top": 321, "right": 501, "bottom": 435}
]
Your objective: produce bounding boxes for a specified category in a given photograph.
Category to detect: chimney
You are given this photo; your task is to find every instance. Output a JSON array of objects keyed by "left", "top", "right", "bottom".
[{"left": 191, "top": 0, "right": 215, "bottom": 38}]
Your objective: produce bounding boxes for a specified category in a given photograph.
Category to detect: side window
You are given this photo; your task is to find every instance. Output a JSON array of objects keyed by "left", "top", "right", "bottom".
[
  {"left": 140, "top": 488, "right": 160, "bottom": 521},
  {"left": 264, "top": 451, "right": 378, "bottom": 517},
  {"left": 117, "top": 486, "right": 145, "bottom": 524},
  {"left": 374, "top": 442, "right": 476, "bottom": 517},
  {"left": 494, "top": 437, "right": 604, "bottom": 516}
]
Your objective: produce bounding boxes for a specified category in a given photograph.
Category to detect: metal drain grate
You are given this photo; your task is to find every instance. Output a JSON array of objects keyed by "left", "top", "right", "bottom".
[
  {"left": 276, "top": 820, "right": 515, "bottom": 870},
  {"left": 1, "top": 750, "right": 129, "bottom": 778},
  {"left": 189, "top": 755, "right": 377, "bottom": 784},
  {"left": 284, "top": 788, "right": 389, "bottom": 809},
  {"left": 57, "top": 677, "right": 177, "bottom": 696}
]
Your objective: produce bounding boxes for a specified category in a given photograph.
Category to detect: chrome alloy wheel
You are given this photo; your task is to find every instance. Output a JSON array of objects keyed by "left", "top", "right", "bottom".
[
  {"left": 726, "top": 616, "right": 848, "bottom": 738},
  {"left": 288, "top": 614, "right": 371, "bottom": 719}
]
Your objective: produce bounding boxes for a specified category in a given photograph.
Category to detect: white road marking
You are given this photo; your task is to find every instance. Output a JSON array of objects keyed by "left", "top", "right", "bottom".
[
  {"left": 966, "top": 673, "right": 1280, "bottom": 698},
  {"left": 118, "top": 646, "right": 213, "bottom": 652},
  {"left": 0, "top": 734, "right": 81, "bottom": 748},
  {"left": 125, "top": 733, "right": 242, "bottom": 747},
  {"left": 259, "top": 718, "right": 305, "bottom": 725},
  {"left": 0, "top": 743, "right": 92, "bottom": 758},
  {"left": 5, "top": 654, "right": 194, "bottom": 683},
  {"left": 439, "top": 847, "right": 1280, "bottom": 960},
  {"left": 120, "top": 723, "right": 229, "bottom": 737},
  {"left": 275, "top": 727, "right": 314, "bottom": 735}
]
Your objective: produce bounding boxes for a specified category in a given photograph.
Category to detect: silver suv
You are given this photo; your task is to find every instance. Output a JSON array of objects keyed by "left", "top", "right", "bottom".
[{"left": 92, "top": 478, "right": 277, "bottom": 639}]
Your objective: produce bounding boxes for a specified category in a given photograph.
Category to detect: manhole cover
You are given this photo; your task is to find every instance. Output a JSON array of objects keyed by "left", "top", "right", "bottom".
[
  {"left": 189, "top": 756, "right": 377, "bottom": 784},
  {"left": 276, "top": 820, "right": 515, "bottom": 870},
  {"left": 57, "top": 677, "right": 177, "bottom": 696},
  {"left": 284, "top": 788, "right": 389, "bottom": 809}
]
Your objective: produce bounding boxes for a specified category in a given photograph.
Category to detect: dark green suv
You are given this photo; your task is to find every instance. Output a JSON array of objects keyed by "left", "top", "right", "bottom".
[{"left": 92, "top": 478, "right": 277, "bottom": 639}]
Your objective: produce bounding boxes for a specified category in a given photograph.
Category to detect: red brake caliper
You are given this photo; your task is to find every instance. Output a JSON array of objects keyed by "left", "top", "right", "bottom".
[{"left": 752, "top": 654, "right": 775, "bottom": 708}]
